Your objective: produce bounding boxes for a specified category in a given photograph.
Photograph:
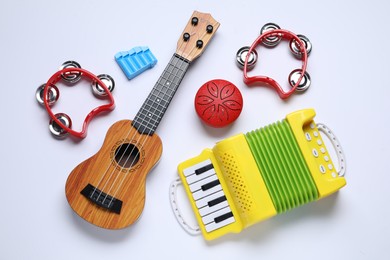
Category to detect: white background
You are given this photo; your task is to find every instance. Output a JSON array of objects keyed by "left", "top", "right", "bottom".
[{"left": 1, "top": 0, "right": 389, "bottom": 259}]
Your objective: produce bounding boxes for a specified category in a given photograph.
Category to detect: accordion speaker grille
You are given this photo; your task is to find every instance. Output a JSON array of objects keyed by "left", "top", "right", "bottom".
[
  {"left": 246, "top": 120, "right": 319, "bottom": 213},
  {"left": 219, "top": 152, "right": 253, "bottom": 214}
]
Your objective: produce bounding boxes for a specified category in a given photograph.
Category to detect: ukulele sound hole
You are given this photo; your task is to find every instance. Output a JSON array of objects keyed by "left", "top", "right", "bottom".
[{"left": 114, "top": 143, "right": 140, "bottom": 168}]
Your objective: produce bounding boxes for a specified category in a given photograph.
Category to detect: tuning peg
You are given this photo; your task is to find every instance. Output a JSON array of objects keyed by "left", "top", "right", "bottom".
[
  {"left": 236, "top": 46, "right": 258, "bottom": 71},
  {"left": 91, "top": 74, "right": 115, "bottom": 97},
  {"left": 196, "top": 40, "right": 204, "bottom": 49},
  {"left": 260, "top": 23, "right": 282, "bottom": 47},
  {"left": 191, "top": 17, "right": 199, "bottom": 26},
  {"left": 289, "top": 34, "right": 312, "bottom": 59},
  {"left": 206, "top": 25, "right": 213, "bottom": 33},
  {"left": 60, "top": 60, "right": 82, "bottom": 84},
  {"left": 183, "top": 32, "right": 190, "bottom": 41},
  {"left": 49, "top": 113, "right": 72, "bottom": 139},
  {"left": 289, "top": 69, "right": 311, "bottom": 92},
  {"left": 36, "top": 83, "right": 59, "bottom": 106}
]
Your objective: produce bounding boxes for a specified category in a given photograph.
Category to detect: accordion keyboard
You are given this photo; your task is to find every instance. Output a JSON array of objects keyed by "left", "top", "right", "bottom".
[{"left": 182, "top": 159, "right": 236, "bottom": 232}]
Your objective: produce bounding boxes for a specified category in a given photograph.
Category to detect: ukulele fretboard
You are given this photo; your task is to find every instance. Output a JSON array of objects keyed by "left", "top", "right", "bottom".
[{"left": 132, "top": 54, "right": 190, "bottom": 135}]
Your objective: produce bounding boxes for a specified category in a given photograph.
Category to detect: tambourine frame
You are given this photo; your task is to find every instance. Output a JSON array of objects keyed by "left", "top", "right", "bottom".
[
  {"left": 243, "top": 29, "right": 308, "bottom": 99},
  {"left": 43, "top": 67, "right": 115, "bottom": 139}
]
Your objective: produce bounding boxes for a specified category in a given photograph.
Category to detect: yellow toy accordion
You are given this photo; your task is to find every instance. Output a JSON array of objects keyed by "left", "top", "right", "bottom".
[{"left": 171, "top": 109, "right": 346, "bottom": 240}]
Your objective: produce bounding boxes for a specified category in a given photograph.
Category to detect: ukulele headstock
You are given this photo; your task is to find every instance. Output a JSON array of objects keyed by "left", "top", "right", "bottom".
[{"left": 176, "top": 11, "right": 220, "bottom": 62}]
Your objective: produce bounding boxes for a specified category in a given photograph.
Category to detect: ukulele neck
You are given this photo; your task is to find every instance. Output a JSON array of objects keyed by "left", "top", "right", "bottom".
[{"left": 132, "top": 54, "right": 190, "bottom": 135}]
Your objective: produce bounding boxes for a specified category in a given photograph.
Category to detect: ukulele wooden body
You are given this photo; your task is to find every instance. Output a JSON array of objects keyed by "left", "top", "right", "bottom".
[
  {"left": 65, "top": 120, "right": 162, "bottom": 229},
  {"left": 65, "top": 11, "right": 219, "bottom": 229}
]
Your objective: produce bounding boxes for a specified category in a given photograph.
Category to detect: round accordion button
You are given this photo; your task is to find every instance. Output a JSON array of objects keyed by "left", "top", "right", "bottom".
[{"left": 195, "top": 79, "right": 243, "bottom": 128}]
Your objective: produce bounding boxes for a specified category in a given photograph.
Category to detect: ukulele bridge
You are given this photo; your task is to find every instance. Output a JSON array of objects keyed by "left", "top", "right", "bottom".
[{"left": 81, "top": 184, "right": 123, "bottom": 214}]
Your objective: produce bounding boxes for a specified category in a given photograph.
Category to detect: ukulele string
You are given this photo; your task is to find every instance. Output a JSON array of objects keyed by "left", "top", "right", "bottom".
[
  {"left": 107, "top": 19, "right": 216, "bottom": 206},
  {"left": 90, "top": 40, "right": 191, "bottom": 200},
  {"left": 96, "top": 17, "right": 215, "bottom": 206},
  {"left": 105, "top": 33, "right": 198, "bottom": 205},
  {"left": 92, "top": 29, "right": 193, "bottom": 202},
  {"left": 104, "top": 65, "right": 186, "bottom": 204}
]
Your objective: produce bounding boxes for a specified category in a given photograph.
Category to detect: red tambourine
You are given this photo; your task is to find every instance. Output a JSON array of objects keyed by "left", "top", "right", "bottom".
[
  {"left": 243, "top": 29, "right": 308, "bottom": 99},
  {"left": 43, "top": 67, "right": 115, "bottom": 139}
]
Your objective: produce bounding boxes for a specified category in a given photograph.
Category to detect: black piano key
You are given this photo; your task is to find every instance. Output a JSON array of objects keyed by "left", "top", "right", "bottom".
[
  {"left": 195, "top": 163, "right": 214, "bottom": 175},
  {"left": 214, "top": 211, "right": 234, "bottom": 223},
  {"left": 201, "top": 179, "right": 220, "bottom": 191},
  {"left": 208, "top": 195, "right": 227, "bottom": 207}
]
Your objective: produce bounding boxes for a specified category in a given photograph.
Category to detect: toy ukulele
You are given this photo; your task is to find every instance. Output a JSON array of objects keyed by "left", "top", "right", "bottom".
[
  {"left": 171, "top": 109, "right": 346, "bottom": 240},
  {"left": 65, "top": 11, "right": 220, "bottom": 229}
]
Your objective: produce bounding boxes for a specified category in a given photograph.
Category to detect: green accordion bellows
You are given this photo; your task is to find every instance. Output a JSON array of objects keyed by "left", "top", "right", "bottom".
[{"left": 245, "top": 120, "right": 319, "bottom": 213}]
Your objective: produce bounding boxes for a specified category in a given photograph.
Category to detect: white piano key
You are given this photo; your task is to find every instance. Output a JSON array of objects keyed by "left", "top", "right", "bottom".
[
  {"left": 186, "top": 168, "right": 215, "bottom": 185},
  {"left": 192, "top": 184, "right": 222, "bottom": 200},
  {"left": 199, "top": 200, "right": 229, "bottom": 217},
  {"left": 205, "top": 215, "right": 235, "bottom": 233},
  {"left": 202, "top": 206, "right": 232, "bottom": 225},
  {"left": 195, "top": 190, "right": 225, "bottom": 208},
  {"left": 183, "top": 159, "right": 212, "bottom": 177},
  {"left": 189, "top": 174, "right": 218, "bottom": 193}
]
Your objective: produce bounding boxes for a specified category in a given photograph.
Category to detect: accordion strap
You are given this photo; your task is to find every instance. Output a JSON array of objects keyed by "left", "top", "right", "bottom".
[
  {"left": 169, "top": 178, "right": 201, "bottom": 236},
  {"left": 317, "top": 123, "right": 346, "bottom": 177}
]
